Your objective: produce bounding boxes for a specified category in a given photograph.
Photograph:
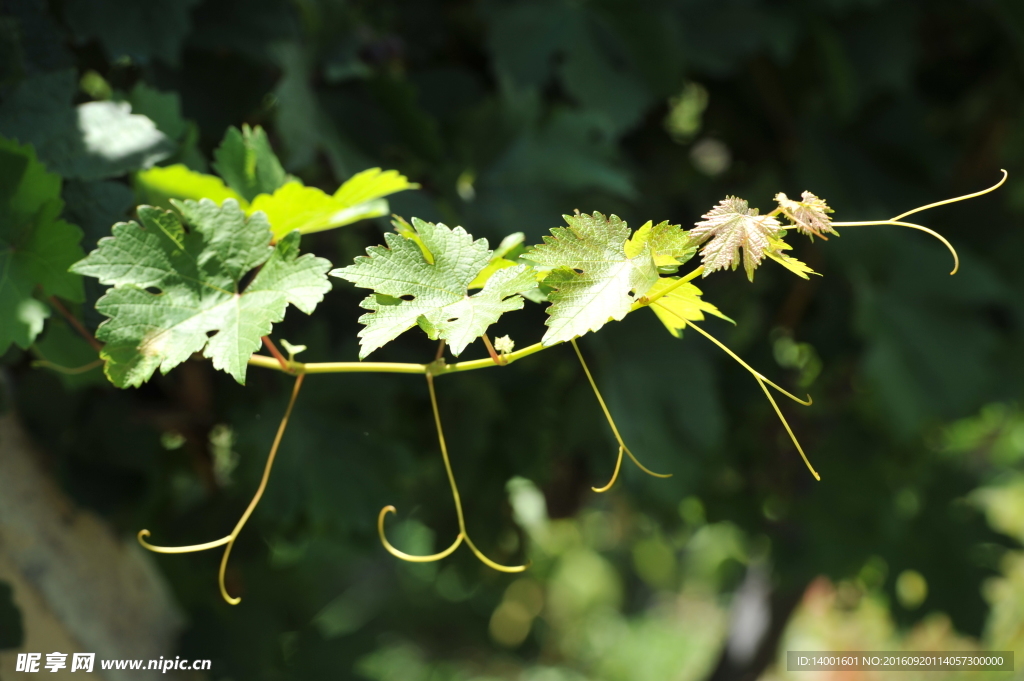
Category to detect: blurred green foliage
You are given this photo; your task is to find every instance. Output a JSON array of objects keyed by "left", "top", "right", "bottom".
[{"left": 2, "top": 0, "right": 1024, "bottom": 679}]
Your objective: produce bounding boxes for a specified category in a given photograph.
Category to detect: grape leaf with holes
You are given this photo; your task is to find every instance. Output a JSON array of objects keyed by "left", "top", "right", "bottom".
[
  {"left": 331, "top": 218, "right": 536, "bottom": 358},
  {"left": 527, "top": 211, "right": 667, "bottom": 345},
  {"left": 0, "top": 136, "right": 85, "bottom": 354},
  {"left": 71, "top": 199, "right": 331, "bottom": 387}
]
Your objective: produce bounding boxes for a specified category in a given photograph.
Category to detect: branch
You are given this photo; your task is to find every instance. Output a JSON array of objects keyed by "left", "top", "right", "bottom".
[
  {"left": 48, "top": 296, "right": 102, "bottom": 352},
  {"left": 246, "top": 339, "right": 554, "bottom": 378}
]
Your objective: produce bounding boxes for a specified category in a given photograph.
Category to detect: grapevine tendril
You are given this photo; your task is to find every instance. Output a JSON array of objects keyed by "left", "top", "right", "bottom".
[
  {"left": 829, "top": 170, "right": 1007, "bottom": 275},
  {"left": 137, "top": 374, "right": 306, "bottom": 604},
  {"left": 377, "top": 373, "right": 527, "bottom": 572},
  {"left": 30, "top": 357, "right": 104, "bottom": 375},
  {"left": 679, "top": 319, "right": 819, "bottom": 480},
  {"left": 570, "top": 339, "right": 672, "bottom": 492}
]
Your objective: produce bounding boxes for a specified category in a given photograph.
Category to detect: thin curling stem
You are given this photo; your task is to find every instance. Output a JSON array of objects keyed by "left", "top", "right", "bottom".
[
  {"left": 378, "top": 506, "right": 464, "bottom": 561},
  {"left": 638, "top": 265, "right": 705, "bottom": 308},
  {"left": 570, "top": 339, "right": 672, "bottom": 491},
  {"left": 591, "top": 446, "right": 625, "bottom": 493},
  {"left": 681, "top": 321, "right": 813, "bottom": 407},
  {"left": 137, "top": 374, "right": 306, "bottom": 604},
  {"left": 30, "top": 358, "right": 103, "bottom": 375},
  {"left": 890, "top": 169, "right": 1007, "bottom": 222},
  {"left": 377, "top": 374, "right": 527, "bottom": 573},
  {"left": 831, "top": 220, "right": 960, "bottom": 275},
  {"left": 678, "top": 318, "right": 819, "bottom": 480},
  {"left": 755, "top": 376, "right": 820, "bottom": 481},
  {"left": 830, "top": 170, "right": 1008, "bottom": 276}
]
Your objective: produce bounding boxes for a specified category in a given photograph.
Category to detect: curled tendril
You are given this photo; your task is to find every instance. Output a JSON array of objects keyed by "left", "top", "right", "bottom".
[
  {"left": 570, "top": 339, "right": 672, "bottom": 493},
  {"left": 138, "top": 374, "right": 306, "bottom": 604},
  {"left": 830, "top": 169, "right": 1008, "bottom": 276},
  {"left": 377, "top": 373, "right": 527, "bottom": 573}
]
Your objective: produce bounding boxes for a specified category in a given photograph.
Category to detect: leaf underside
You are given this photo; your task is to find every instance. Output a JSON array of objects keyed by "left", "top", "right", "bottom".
[{"left": 690, "top": 196, "right": 782, "bottom": 280}]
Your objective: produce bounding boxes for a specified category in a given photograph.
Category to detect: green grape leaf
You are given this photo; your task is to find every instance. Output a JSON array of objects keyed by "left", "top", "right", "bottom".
[
  {"left": 527, "top": 211, "right": 660, "bottom": 345},
  {"left": 776, "top": 191, "right": 836, "bottom": 238},
  {"left": 647, "top": 278, "right": 734, "bottom": 339},
  {"left": 690, "top": 196, "right": 782, "bottom": 280},
  {"left": 135, "top": 164, "right": 246, "bottom": 209},
  {"left": 212, "top": 125, "right": 289, "bottom": 202},
  {"left": 330, "top": 218, "right": 536, "bottom": 358},
  {"left": 70, "top": 199, "right": 331, "bottom": 387},
  {"left": 62, "top": 179, "right": 135, "bottom": 249},
  {"left": 63, "top": 0, "right": 202, "bottom": 65},
  {"left": 0, "top": 70, "right": 174, "bottom": 181},
  {"left": 468, "top": 232, "right": 526, "bottom": 289},
  {"left": 625, "top": 219, "right": 697, "bottom": 271},
  {"left": 0, "top": 137, "right": 85, "bottom": 354},
  {"left": 765, "top": 236, "right": 818, "bottom": 279},
  {"left": 125, "top": 83, "right": 187, "bottom": 140}
]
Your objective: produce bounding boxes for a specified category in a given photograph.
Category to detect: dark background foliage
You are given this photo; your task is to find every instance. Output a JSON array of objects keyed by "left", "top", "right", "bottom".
[{"left": 2, "top": 0, "right": 1024, "bottom": 679}]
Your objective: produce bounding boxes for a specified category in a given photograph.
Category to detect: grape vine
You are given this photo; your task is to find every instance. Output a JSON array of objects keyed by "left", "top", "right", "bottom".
[{"left": 6, "top": 124, "right": 1005, "bottom": 604}]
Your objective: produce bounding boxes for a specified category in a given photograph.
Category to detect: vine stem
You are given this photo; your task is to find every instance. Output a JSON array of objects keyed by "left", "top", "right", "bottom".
[
  {"left": 247, "top": 338, "right": 554, "bottom": 377},
  {"left": 48, "top": 296, "right": 103, "bottom": 352},
  {"left": 261, "top": 336, "right": 290, "bottom": 372},
  {"left": 138, "top": 374, "right": 306, "bottom": 604},
  {"left": 377, "top": 374, "right": 527, "bottom": 572}
]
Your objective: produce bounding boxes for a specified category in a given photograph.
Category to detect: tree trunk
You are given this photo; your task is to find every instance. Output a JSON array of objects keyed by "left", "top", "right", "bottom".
[{"left": 0, "top": 405, "right": 186, "bottom": 681}]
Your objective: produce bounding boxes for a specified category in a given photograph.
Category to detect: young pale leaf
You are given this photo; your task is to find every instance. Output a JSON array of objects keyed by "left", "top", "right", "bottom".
[
  {"left": 330, "top": 218, "right": 536, "bottom": 358},
  {"left": 690, "top": 196, "right": 782, "bottom": 280},
  {"left": 468, "top": 232, "right": 526, "bottom": 289},
  {"left": 528, "top": 211, "right": 660, "bottom": 345},
  {"left": 212, "top": 125, "right": 289, "bottom": 202},
  {"left": 333, "top": 167, "right": 419, "bottom": 207},
  {"left": 647, "top": 278, "right": 733, "bottom": 338},
  {"left": 764, "top": 237, "right": 818, "bottom": 279},
  {"left": 775, "top": 191, "right": 836, "bottom": 238},
  {"left": 625, "top": 220, "right": 696, "bottom": 269},
  {"left": 248, "top": 183, "right": 387, "bottom": 240},
  {"left": 135, "top": 164, "right": 246, "bottom": 209},
  {"left": 0, "top": 137, "right": 85, "bottom": 353},
  {"left": 71, "top": 199, "right": 331, "bottom": 387}
]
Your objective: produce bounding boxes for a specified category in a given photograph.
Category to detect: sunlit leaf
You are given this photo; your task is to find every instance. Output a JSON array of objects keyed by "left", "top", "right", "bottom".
[
  {"left": 331, "top": 218, "right": 536, "bottom": 357},
  {"left": 690, "top": 196, "right": 783, "bottom": 280},
  {"left": 647, "top": 278, "right": 733, "bottom": 338},
  {"left": 528, "top": 211, "right": 662, "bottom": 344},
  {"left": 71, "top": 199, "right": 331, "bottom": 387}
]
